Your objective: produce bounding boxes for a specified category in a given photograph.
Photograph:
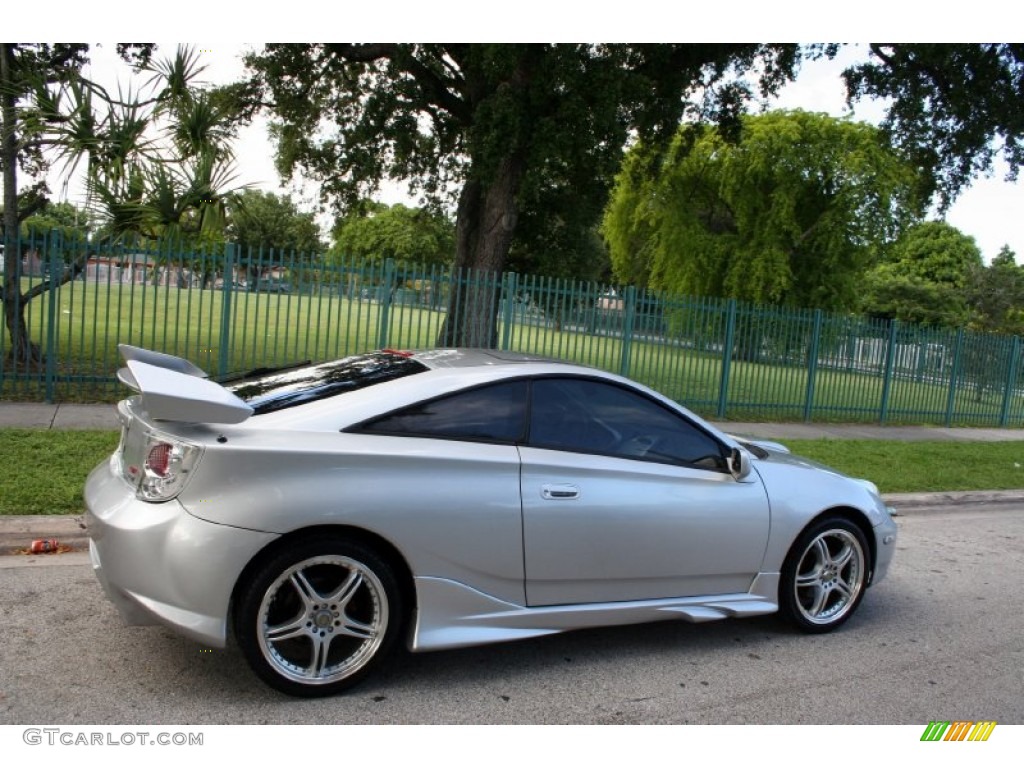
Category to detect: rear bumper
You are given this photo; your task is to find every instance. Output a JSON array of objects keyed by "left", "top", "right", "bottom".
[{"left": 85, "top": 457, "right": 278, "bottom": 647}]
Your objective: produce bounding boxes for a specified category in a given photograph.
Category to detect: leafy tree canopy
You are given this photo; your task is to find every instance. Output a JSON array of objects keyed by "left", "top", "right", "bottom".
[
  {"left": 506, "top": 219, "right": 611, "bottom": 283},
  {"left": 247, "top": 44, "right": 795, "bottom": 212},
  {"left": 240, "top": 44, "right": 1024, "bottom": 344},
  {"left": 602, "top": 110, "right": 924, "bottom": 309},
  {"left": 329, "top": 201, "right": 453, "bottom": 266},
  {"left": 859, "top": 272, "right": 969, "bottom": 328},
  {"left": 227, "top": 189, "right": 323, "bottom": 255},
  {"left": 859, "top": 221, "right": 983, "bottom": 326},
  {"left": 965, "top": 245, "right": 1024, "bottom": 335},
  {"left": 842, "top": 44, "right": 1024, "bottom": 209},
  {"left": 245, "top": 43, "right": 800, "bottom": 344},
  {"left": 20, "top": 201, "right": 95, "bottom": 241},
  {"left": 506, "top": 168, "right": 612, "bottom": 282},
  {"left": 883, "top": 220, "right": 983, "bottom": 288}
]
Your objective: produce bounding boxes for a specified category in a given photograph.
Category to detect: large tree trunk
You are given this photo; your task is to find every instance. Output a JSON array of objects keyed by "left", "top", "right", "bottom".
[
  {"left": 437, "top": 155, "right": 524, "bottom": 347},
  {"left": 2, "top": 294, "right": 42, "bottom": 369},
  {"left": 1, "top": 44, "right": 43, "bottom": 369}
]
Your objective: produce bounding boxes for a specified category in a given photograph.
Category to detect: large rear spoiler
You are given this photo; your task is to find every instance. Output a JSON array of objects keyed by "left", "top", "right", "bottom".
[{"left": 117, "top": 344, "right": 253, "bottom": 424}]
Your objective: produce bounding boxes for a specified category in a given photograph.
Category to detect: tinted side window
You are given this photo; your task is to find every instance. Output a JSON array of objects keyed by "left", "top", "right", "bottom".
[
  {"left": 529, "top": 378, "right": 726, "bottom": 471},
  {"left": 357, "top": 380, "right": 528, "bottom": 443}
]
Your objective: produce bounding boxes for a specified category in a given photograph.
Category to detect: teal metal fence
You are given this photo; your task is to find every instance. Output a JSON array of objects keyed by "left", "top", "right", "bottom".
[{"left": 3, "top": 231, "right": 1024, "bottom": 426}]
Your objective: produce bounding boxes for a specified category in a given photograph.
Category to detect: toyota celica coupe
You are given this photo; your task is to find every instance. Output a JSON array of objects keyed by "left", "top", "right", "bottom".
[{"left": 85, "top": 344, "right": 897, "bottom": 696}]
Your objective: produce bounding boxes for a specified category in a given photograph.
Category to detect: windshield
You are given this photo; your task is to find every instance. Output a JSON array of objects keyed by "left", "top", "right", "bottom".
[{"left": 227, "top": 352, "right": 427, "bottom": 415}]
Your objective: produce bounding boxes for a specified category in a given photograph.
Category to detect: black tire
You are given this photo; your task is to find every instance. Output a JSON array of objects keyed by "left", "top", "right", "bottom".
[
  {"left": 235, "top": 536, "right": 403, "bottom": 697},
  {"left": 779, "top": 517, "right": 869, "bottom": 634}
]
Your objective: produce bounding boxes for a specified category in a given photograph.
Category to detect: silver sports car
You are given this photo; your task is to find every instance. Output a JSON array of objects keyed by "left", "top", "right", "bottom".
[{"left": 85, "top": 344, "right": 897, "bottom": 697}]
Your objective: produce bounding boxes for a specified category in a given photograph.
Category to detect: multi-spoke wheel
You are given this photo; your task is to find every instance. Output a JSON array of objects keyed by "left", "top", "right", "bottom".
[
  {"left": 780, "top": 517, "right": 869, "bottom": 633},
  {"left": 236, "top": 537, "right": 402, "bottom": 697}
]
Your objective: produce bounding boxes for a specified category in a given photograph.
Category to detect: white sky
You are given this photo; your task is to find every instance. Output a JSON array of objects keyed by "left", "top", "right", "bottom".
[{"left": 19, "top": 4, "right": 1024, "bottom": 262}]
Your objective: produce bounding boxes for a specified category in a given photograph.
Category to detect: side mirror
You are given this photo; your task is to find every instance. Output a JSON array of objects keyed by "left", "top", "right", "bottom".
[{"left": 728, "top": 447, "right": 752, "bottom": 481}]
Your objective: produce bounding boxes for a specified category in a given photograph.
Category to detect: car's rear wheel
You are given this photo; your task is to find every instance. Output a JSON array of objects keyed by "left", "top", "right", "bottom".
[
  {"left": 235, "top": 537, "right": 402, "bottom": 697},
  {"left": 780, "top": 517, "right": 869, "bottom": 633}
]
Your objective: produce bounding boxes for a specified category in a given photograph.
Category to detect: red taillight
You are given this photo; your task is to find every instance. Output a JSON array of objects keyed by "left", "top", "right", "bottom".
[
  {"left": 381, "top": 348, "right": 414, "bottom": 358},
  {"left": 146, "top": 443, "right": 172, "bottom": 477},
  {"left": 129, "top": 431, "right": 201, "bottom": 502}
]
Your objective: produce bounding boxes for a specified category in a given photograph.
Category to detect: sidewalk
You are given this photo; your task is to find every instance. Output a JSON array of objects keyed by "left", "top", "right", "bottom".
[
  {"left": 5, "top": 401, "right": 1024, "bottom": 441},
  {"left": 0, "top": 402, "right": 121, "bottom": 430}
]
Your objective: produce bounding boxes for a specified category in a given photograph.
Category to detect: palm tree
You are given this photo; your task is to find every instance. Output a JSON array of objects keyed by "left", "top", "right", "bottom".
[
  {"left": 2, "top": 44, "right": 245, "bottom": 367},
  {"left": 82, "top": 46, "right": 244, "bottom": 243},
  {"left": 75, "top": 48, "right": 244, "bottom": 287}
]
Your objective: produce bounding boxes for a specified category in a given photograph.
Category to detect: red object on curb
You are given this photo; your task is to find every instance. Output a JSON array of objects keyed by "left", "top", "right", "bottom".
[{"left": 30, "top": 539, "right": 59, "bottom": 554}]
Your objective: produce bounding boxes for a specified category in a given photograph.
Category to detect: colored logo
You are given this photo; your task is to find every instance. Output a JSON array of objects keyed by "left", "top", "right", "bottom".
[{"left": 921, "top": 721, "right": 997, "bottom": 742}]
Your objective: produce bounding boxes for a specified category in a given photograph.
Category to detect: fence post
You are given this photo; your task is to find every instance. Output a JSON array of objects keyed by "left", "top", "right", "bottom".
[
  {"left": 803, "top": 309, "right": 823, "bottom": 422},
  {"left": 717, "top": 298, "right": 737, "bottom": 419},
  {"left": 44, "top": 229, "right": 61, "bottom": 403},
  {"left": 944, "top": 328, "right": 965, "bottom": 427},
  {"left": 501, "top": 272, "right": 517, "bottom": 351},
  {"left": 217, "top": 243, "right": 235, "bottom": 378},
  {"left": 999, "top": 336, "right": 1021, "bottom": 427},
  {"left": 620, "top": 285, "right": 637, "bottom": 377},
  {"left": 879, "top": 320, "right": 899, "bottom": 424},
  {"left": 378, "top": 258, "right": 396, "bottom": 349}
]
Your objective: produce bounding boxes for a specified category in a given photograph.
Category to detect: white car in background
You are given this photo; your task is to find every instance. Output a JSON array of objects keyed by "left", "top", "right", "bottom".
[{"left": 85, "top": 344, "right": 897, "bottom": 696}]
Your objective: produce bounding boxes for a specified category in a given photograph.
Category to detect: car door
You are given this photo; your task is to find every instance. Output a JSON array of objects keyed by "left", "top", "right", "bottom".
[
  {"left": 520, "top": 377, "right": 771, "bottom": 607},
  {"left": 353, "top": 379, "right": 529, "bottom": 605}
]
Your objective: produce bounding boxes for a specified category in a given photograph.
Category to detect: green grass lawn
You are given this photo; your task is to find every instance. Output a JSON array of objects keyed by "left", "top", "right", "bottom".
[{"left": 1, "top": 428, "right": 1021, "bottom": 515}]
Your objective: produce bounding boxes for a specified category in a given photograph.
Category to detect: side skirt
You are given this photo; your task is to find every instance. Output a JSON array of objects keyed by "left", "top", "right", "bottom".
[{"left": 408, "top": 573, "right": 780, "bottom": 652}]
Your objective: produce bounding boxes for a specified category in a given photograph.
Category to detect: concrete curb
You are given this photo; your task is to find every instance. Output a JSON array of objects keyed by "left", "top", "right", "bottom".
[
  {"left": 3, "top": 489, "right": 1023, "bottom": 557},
  {"left": 883, "top": 489, "right": 1024, "bottom": 512}
]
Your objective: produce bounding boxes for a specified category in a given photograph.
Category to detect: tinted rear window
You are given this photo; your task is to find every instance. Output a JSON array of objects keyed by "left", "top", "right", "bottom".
[{"left": 227, "top": 352, "right": 427, "bottom": 414}]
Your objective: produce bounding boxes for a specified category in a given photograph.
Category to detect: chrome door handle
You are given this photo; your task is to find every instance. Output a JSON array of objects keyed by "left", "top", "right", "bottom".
[{"left": 541, "top": 484, "right": 580, "bottom": 500}]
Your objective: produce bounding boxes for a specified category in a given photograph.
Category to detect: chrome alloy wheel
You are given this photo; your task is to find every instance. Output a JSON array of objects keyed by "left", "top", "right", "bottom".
[
  {"left": 792, "top": 527, "right": 866, "bottom": 626},
  {"left": 256, "top": 554, "right": 389, "bottom": 685}
]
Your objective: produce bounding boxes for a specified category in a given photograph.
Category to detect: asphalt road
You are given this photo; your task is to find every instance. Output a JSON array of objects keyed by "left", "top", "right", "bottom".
[{"left": 1, "top": 505, "right": 1022, "bottom": 725}]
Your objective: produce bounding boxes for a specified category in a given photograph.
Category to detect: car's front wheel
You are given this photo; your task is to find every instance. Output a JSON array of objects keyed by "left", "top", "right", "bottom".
[
  {"left": 235, "top": 537, "right": 402, "bottom": 696},
  {"left": 780, "top": 517, "right": 869, "bottom": 633}
]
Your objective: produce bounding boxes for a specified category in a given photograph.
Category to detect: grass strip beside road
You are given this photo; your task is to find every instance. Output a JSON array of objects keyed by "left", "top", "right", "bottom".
[
  {"left": 781, "top": 439, "right": 1024, "bottom": 493},
  {"left": 2, "top": 430, "right": 119, "bottom": 515},
  {"left": 2, "top": 429, "right": 1023, "bottom": 515}
]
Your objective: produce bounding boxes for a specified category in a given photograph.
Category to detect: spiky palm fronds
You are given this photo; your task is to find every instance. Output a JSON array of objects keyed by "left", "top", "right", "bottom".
[
  {"left": 64, "top": 44, "right": 247, "bottom": 246},
  {"left": 166, "top": 88, "right": 236, "bottom": 161}
]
